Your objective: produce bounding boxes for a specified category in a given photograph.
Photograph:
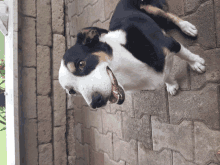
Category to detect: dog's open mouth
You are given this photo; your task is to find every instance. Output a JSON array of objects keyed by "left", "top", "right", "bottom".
[{"left": 106, "top": 66, "right": 125, "bottom": 105}]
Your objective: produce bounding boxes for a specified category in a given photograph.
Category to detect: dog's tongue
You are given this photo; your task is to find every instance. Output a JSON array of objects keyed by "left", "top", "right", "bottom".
[{"left": 106, "top": 66, "right": 125, "bottom": 105}]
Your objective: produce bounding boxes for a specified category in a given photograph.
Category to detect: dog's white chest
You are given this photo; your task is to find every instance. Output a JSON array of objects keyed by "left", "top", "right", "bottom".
[{"left": 109, "top": 44, "right": 164, "bottom": 91}]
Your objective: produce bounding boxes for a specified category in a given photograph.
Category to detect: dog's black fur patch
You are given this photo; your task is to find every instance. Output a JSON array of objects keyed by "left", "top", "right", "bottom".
[{"left": 109, "top": 0, "right": 180, "bottom": 72}]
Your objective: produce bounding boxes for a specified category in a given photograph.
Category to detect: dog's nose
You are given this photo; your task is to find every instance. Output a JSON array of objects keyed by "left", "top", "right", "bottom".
[{"left": 90, "top": 92, "right": 106, "bottom": 109}]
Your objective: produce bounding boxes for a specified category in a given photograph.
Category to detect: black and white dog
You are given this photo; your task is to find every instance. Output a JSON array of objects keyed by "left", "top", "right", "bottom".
[{"left": 59, "top": 0, "right": 205, "bottom": 109}]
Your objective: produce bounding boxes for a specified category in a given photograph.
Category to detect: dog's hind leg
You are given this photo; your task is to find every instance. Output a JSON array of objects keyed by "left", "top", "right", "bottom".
[
  {"left": 140, "top": 5, "right": 198, "bottom": 37},
  {"left": 176, "top": 44, "right": 206, "bottom": 73},
  {"left": 163, "top": 48, "right": 179, "bottom": 96}
]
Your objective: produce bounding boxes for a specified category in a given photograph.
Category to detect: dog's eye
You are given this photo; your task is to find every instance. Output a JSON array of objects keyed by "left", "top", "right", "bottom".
[
  {"left": 79, "top": 61, "right": 86, "bottom": 70},
  {"left": 69, "top": 89, "right": 76, "bottom": 94}
]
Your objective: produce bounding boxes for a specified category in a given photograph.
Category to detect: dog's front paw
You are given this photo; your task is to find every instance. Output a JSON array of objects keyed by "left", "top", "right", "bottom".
[
  {"left": 166, "top": 82, "right": 179, "bottom": 96},
  {"left": 188, "top": 56, "right": 206, "bottom": 73},
  {"left": 178, "top": 21, "right": 198, "bottom": 37}
]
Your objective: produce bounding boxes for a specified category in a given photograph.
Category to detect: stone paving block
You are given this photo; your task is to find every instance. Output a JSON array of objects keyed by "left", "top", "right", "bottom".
[
  {"left": 54, "top": 126, "right": 67, "bottom": 165},
  {"left": 103, "top": 102, "right": 111, "bottom": 113},
  {"left": 38, "top": 121, "right": 52, "bottom": 144},
  {"left": 75, "top": 123, "right": 82, "bottom": 143},
  {"left": 113, "top": 134, "right": 138, "bottom": 165},
  {"left": 133, "top": 87, "right": 168, "bottom": 122},
  {"left": 90, "top": 128, "right": 113, "bottom": 158},
  {"left": 53, "top": 80, "right": 66, "bottom": 126},
  {"left": 190, "top": 47, "right": 220, "bottom": 89},
  {"left": 173, "top": 152, "right": 197, "bottom": 165},
  {"left": 152, "top": 116, "right": 193, "bottom": 160},
  {"left": 68, "top": 156, "right": 76, "bottom": 165},
  {"left": 76, "top": 9, "right": 89, "bottom": 30},
  {"left": 39, "top": 143, "right": 53, "bottom": 165},
  {"left": 183, "top": 0, "right": 216, "bottom": 49},
  {"left": 194, "top": 122, "right": 220, "bottom": 164},
  {"left": 22, "top": 17, "right": 36, "bottom": 67},
  {"left": 188, "top": 46, "right": 206, "bottom": 89},
  {"left": 90, "top": 149, "right": 104, "bottom": 165},
  {"left": 66, "top": 22, "right": 71, "bottom": 49},
  {"left": 204, "top": 49, "right": 220, "bottom": 83},
  {"left": 22, "top": 0, "right": 36, "bottom": 17},
  {"left": 69, "top": 16, "right": 77, "bottom": 37},
  {"left": 102, "top": 109, "right": 122, "bottom": 138},
  {"left": 37, "top": 46, "right": 51, "bottom": 95},
  {"left": 215, "top": 0, "right": 220, "bottom": 47},
  {"left": 170, "top": 56, "right": 190, "bottom": 90},
  {"left": 104, "top": 153, "right": 125, "bottom": 165},
  {"left": 37, "top": 0, "right": 52, "bottom": 46},
  {"left": 110, "top": 92, "right": 134, "bottom": 118},
  {"left": 83, "top": 127, "right": 91, "bottom": 144},
  {"left": 24, "top": 119, "right": 38, "bottom": 165},
  {"left": 93, "top": 18, "right": 111, "bottom": 30},
  {"left": 76, "top": 0, "right": 98, "bottom": 15},
  {"left": 53, "top": 34, "right": 66, "bottom": 79},
  {"left": 138, "top": 142, "right": 172, "bottom": 165},
  {"left": 75, "top": 159, "right": 86, "bottom": 165},
  {"left": 22, "top": 68, "right": 36, "bottom": 119},
  {"left": 87, "top": 0, "right": 105, "bottom": 25},
  {"left": 52, "top": 0, "right": 64, "bottom": 34},
  {"left": 67, "top": 110, "right": 76, "bottom": 156},
  {"left": 169, "top": 83, "right": 220, "bottom": 130},
  {"left": 75, "top": 140, "right": 90, "bottom": 164},
  {"left": 71, "top": 37, "right": 77, "bottom": 46},
  {"left": 65, "top": 0, "right": 74, "bottom": 5},
  {"left": 167, "top": 0, "right": 184, "bottom": 16},
  {"left": 37, "top": 96, "right": 52, "bottom": 121},
  {"left": 83, "top": 108, "right": 102, "bottom": 133},
  {"left": 104, "top": 0, "right": 119, "bottom": 20},
  {"left": 74, "top": 109, "right": 83, "bottom": 124},
  {"left": 185, "top": 0, "right": 208, "bottom": 14},
  {"left": 122, "top": 113, "right": 152, "bottom": 149},
  {"left": 67, "top": 94, "right": 87, "bottom": 110},
  {"left": 68, "top": 1, "right": 77, "bottom": 21}
]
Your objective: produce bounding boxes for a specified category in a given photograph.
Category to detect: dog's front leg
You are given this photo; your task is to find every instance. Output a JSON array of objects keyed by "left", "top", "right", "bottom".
[{"left": 176, "top": 44, "right": 206, "bottom": 73}]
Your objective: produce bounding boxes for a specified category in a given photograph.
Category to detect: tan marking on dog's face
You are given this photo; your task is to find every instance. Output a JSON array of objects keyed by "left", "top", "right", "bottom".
[
  {"left": 67, "top": 62, "right": 76, "bottom": 73},
  {"left": 93, "top": 51, "right": 111, "bottom": 62}
]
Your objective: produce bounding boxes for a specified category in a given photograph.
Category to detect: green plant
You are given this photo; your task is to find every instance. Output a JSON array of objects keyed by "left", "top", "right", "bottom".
[
  {"left": 0, "top": 55, "right": 5, "bottom": 79},
  {"left": 0, "top": 106, "right": 6, "bottom": 131},
  {"left": 0, "top": 55, "right": 5, "bottom": 131}
]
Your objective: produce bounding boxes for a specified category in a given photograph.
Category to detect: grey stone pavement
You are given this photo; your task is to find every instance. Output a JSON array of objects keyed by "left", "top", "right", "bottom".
[{"left": 65, "top": 0, "right": 220, "bottom": 164}]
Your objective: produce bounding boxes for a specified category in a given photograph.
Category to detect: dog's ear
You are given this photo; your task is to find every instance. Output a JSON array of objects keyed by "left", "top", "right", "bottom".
[
  {"left": 77, "top": 28, "right": 100, "bottom": 46},
  {"left": 77, "top": 27, "right": 108, "bottom": 46}
]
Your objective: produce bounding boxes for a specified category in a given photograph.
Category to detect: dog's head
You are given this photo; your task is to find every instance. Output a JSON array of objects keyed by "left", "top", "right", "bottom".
[{"left": 59, "top": 27, "right": 125, "bottom": 109}]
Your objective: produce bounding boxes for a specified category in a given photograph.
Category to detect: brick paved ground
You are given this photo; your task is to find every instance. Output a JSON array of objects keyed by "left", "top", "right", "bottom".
[{"left": 19, "top": 0, "right": 220, "bottom": 165}]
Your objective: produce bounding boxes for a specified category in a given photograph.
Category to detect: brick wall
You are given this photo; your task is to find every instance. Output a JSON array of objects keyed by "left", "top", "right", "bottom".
[
  {"left": 19, "top": 0, "right": 67, "bottom": 164},
  {"left": 18, "top": 0, "right": 220, "bottom": 164}
]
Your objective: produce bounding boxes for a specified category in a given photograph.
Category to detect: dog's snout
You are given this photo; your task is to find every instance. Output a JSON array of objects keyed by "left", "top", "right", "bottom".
[{"left": 91, "top": 92, "right": 107, "bottom": 109}]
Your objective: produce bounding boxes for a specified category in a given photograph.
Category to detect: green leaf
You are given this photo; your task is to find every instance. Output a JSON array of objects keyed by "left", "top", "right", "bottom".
[
  {"left": 0, "top": 127, "right": 6, "bottom": 131},
  {"left": 0, "top": 113, "right": 6, "bottom": 122}
]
